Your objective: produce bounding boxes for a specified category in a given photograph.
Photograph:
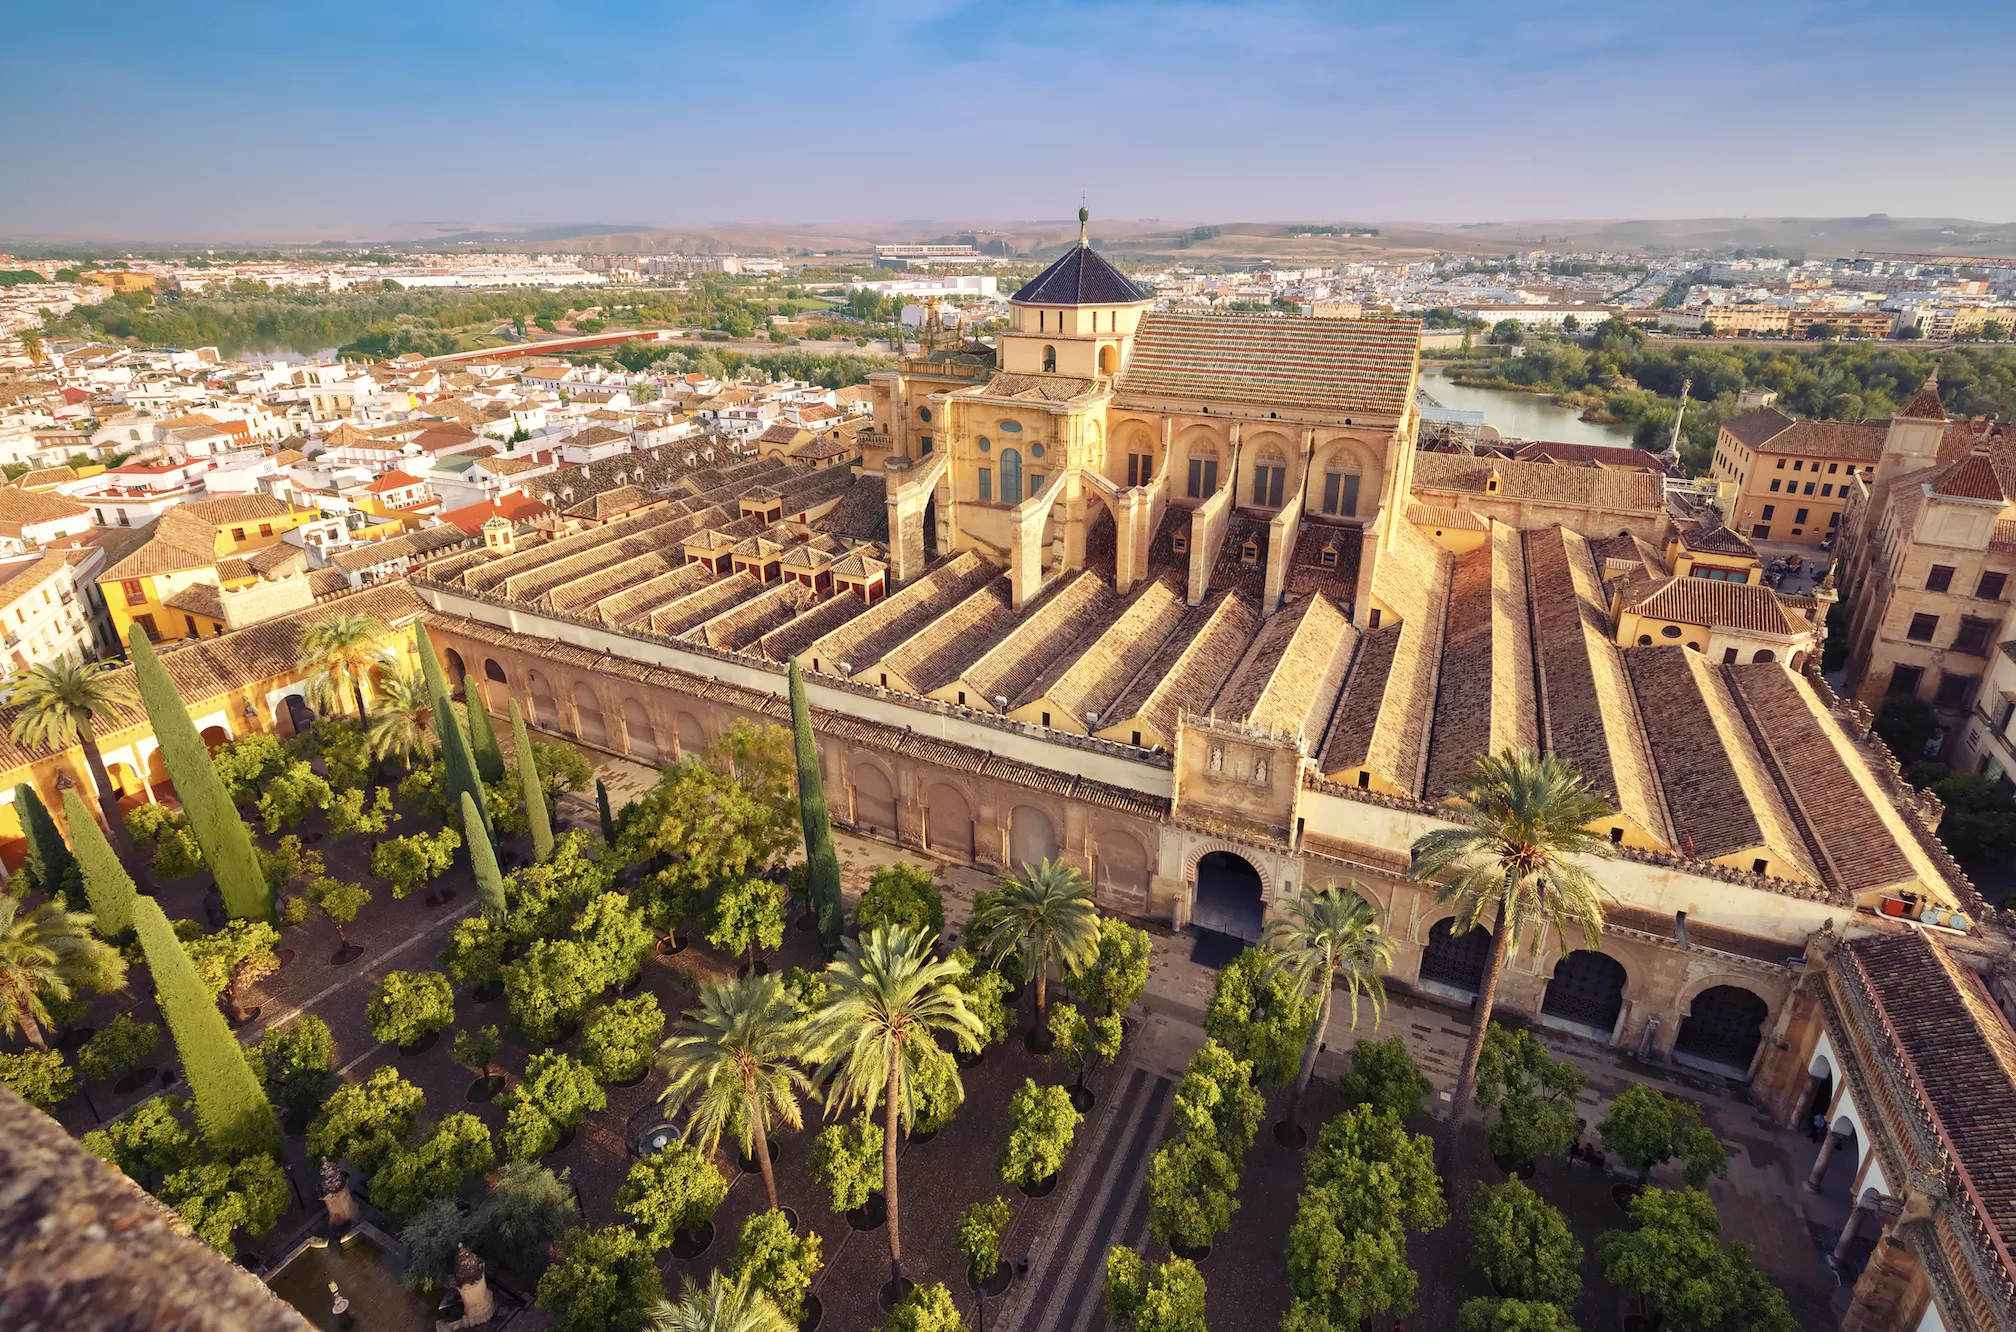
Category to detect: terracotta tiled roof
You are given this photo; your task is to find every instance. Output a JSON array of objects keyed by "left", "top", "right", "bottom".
[
  {"left": 161, "top": 581, "right": 224, "bottom": 621},
  {"left": 1725, "top": 412, "right": 1889, "bottom": 462},
  {"left": 1016, "top": 575, "right": 1188, "bottom": 722},
  {"left": 182, "top": 494, "right": 295, "bottom": 526},
  {"left": 1412, "top": 451, "right": 1664, "bottom": 512},
  {"left": 1719, "top": 407, "right": 1796, "bottom": 449},
  {"left": 1626, "top": 576, "right": 1802, "bottom": 635},
  {"left": 1930, "top": 451, "right": 2006, "bottom": 503},
  {"left": 1675, "top": 518, "right": 1757, "bottom": 559},
  {"left": 0, "top": 488, "right": 90, "bottom": 537},
  {"left": 1897, "top": 379, "right": 1948, "bottom": 421},
  {"left": 1841, "top": 930, "right": 2016, "bottom": 1248},
  {"left": 1117, "top": 313, "right": 1419, "bottom": 418}
]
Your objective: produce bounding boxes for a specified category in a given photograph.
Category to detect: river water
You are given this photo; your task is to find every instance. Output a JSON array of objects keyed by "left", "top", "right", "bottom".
[{"left": 1421, "top": 368, "right": 1636, "bottom": 447}]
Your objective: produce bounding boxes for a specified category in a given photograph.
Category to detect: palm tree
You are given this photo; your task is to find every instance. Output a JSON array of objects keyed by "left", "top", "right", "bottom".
[
  {"left": 6, "top": 659, "right": 140, "bottom": 858},
  {"left": 0, "top": 896, "right": 125, "bottom": 1051},
  {"left": 1264, "top": 881, "right": 1397, "bottom": 1138},
  {"left": 969, "top": 857, "right": 1101, "bottom": 1035},
  {"left": 299, "top": 614, "right": 391, "bottom": 720},
  {"left": 802, "top": 925, "right": 981, "bottom": 1297},
  {"left": 647, "top": 1272, "right": 793, "bottom": 1332},
  {"left": 658, "top": 972, "right": 812, "bottom": 1213},
  {"left": 365, "top": 662, "right": 435, "bottom": 767},
  {"left": 1409, "top": 748, "right": 1615, "bottom": 1173}
]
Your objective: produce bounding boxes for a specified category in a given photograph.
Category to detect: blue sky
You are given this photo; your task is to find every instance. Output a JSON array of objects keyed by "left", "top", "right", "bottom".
[{"left": 4, "top": 0, "right": 2011, "bottom": 237}]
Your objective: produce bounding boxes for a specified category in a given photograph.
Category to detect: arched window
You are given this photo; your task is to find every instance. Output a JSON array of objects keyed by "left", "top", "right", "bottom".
[
  {"left": 999, "top": 449, "right": 1023, "bottom": 505},
  {"left": 483, "top": 658, "right": 508, "bottom": 683},
  {"left": 1752, "top": 649, "right": 1777, "bottom": 664},
  {"left": 1042, "top": 345, "right": 1057, "bottom": 373},
  {"left": 1099, "top": 345, "right": 1117, "bottom": 375}
]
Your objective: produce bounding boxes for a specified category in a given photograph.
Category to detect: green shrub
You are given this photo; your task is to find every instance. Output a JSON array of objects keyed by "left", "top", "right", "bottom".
[
  {"left": 1469, "top": 1179, "right": 1582, "bottom": 1307},
  {"left": 502, "top": 1052, "right": 604, "bottom": 1162},
  {"left": 307, "top": 1067, "right": 425, "bottom": 1177},
  {"left": 0, "top": 1048, "right": 73, "bottom": 1111},
  {"left": 732, "top": 1207, "right": 823, "bottom": 1322},
  {"left": 856, "top": 863, "right": 944, "bottom": 938},
  {"left": 808, "top": 1115, "right": 882, "bottom": 1213},
  {"left": 1338, "top": 1035, "right": 1431, "bottom": 1122},
  {"left": 370, "top": 1112, "right": 497, "bottom": 1223},
  {"left": 579, "top": 995, "right": 665, "bottom": 1084},
  {"left": 1203, "top": 946, "right": 1316, "bottom": 1087},
  {"left": 998, "top": 1079, "right": 1080, "bottom": 1188},
  {"left": 78, "top": 1012, "right": 161, "bottom": 1083},
  {"left": 534, "top": 1224, "right": 664, "bottom": 1332},
  {"left": 504, "top": 938, "right": 599, "bottom": 1042},
  {"left": 1599, "top": 1082, "right": 1729, "bottom": 1186},
  {"left": 956, "top": 1196, "right": 1012, "bottom": 1282},
  {"left": 615, "top": 1143, "right": 728, "bottom": 1249},
  {"left": 244, "top": 1016, "right": 336, "bottom": 1119},
  {"left": 367, "top": 970, "right": 457, "bottom": 1048}
]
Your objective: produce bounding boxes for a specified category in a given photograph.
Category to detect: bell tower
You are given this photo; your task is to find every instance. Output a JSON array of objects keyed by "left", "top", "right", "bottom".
[{"left": 996, "top": 208, "right": 1155, "bottom": 381}]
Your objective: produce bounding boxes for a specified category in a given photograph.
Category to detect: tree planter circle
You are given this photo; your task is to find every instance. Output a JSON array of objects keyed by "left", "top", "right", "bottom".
[
  {"left": 273, "top": 949, "right": 296, "bottom": 970},
  {"left": 611, "top": 1069, "right": 650, "bottom": 1090},
  {"left": 331, "top": 943, "right": 365, "bottom": 966},
  {"left": 56, "top": 1025, "right": 96, "bottom": 1052},
  {"left": 967, "top": 1261, "right": 1013, "bottom": 1297},
  {"left": 229, "top": 1006, "right": 263, "bottom": 1028},
  {"left": 546, "top": 1126, "right": 578, "bottom": 1156},
  {"left": 1024, "top": 1029, "right": 1055, "bottom": 1054},
  {"left": 846, "top": 1193, "right": 888, "bottom": 1232},
  {"left": 955, "top": 1046, "right": 986, "bottom": 1070},
  {"left": 619, "top": 970, "right": 647, "bottom": 996},
  {"left": 1017, "top": 1172, "right": 1059, "bottom": 1199},
  {"left": 796, "top": 1294, "right": 823, "bottom": 1332},
  {"left": 159, "top": 1068, "right": 180, "bottom": 1089},
  {"left": 1492, "top": 1154, "right": 1537, "bottom": 1180},
  {"left": 657, "top": 936, "right": 689, "bottom": 957},
  {"left": 1272, "top": 1120, "right": 1309, "bottom": 1150},
  {"left": 780, "top": 1207, "right": 800, "bottom": 1232},
  {"left": 1003, "top": 981, "right": 1027, "bottom": 1005},
  {"left": 670, "top": 1221, "right": 715, "bottom": 1259},
  {"left": 114, "top": 1067, "right": 159, "bottom": 1095},
  {"left": 435, "top": 887, "right": 457, "bottom": 905},
  {"left": 1170, "top": 1241, "right": 1210, "bottom": 1263},
  {"left": 737, "top": 959, "right": 772, "bottom": 979},
  {"left": 465, "top": 1075, "right": 506, "bottom": 1103},
  {"left": 907, "top": 1127, "right": 939, "bottom": 1145},
  {"left": 737, "top": 1140, "right": 780, "bottom": 1175},
  {"left": 469, "top": 980, "right": 503, "bottom": 1004},
  {"left": 398, "top": 1031, "right": 441, "bottom": 1056},
  {"left": 306, "top": 832, "right": 324, "bottom": 844},
  {"left": 1068, "top": 1086, "right": 1096, "bottom": 1114},
  {"left": 875, "top": 1277, "right": 916, "bottom": 1314},
  {"left": 1612, "top": 1182, "right": 1643, "bottom": 1212},
  {"left": 550, "top": 1020, "right": 581, "bottom": 1046}
]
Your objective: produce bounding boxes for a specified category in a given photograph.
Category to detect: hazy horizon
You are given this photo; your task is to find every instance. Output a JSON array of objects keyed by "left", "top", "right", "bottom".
[{"left": 7, "top": 0, "right": 2013, "bottom": 237}]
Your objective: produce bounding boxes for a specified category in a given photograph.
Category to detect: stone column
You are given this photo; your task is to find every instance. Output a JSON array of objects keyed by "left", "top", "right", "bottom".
[
  {"left": 453, "top": 1246, "right": 494, "bottom": 1326},
  {"left": 1805, "top": 1131, "right": 1850, "bottom": 1193},
  {"left": 1831, "top": 1197, "right": 1875, "bottom": 1266},
  {"left": 320, "top": 1160, "right": 356, "bottom": 1232}
]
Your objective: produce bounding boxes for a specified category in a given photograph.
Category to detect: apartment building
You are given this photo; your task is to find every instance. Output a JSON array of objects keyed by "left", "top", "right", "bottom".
[
  {"left": 1710, "top": 407, "right": 1887, "bottom": 546},
  {"left": 1833, "top": 382, "right": 2014, "bottom": 745}
]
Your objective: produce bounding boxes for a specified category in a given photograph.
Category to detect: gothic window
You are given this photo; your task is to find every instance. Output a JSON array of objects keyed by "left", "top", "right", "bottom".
[
  {"left": 978, "top": 468, "right": 993, "bottom": 501},
  {"left": 1322, "top": 470, "right": 1361, "bottom": 516},
  {"left": 1187, "top": 454, "right": 1219, "bottom": 499},
  {"left": 1252, "top": 452, "right": 1286, "bottom": 508},
  {"left": 1042, "top": 345, "right": 1057, "bottom": 372}
]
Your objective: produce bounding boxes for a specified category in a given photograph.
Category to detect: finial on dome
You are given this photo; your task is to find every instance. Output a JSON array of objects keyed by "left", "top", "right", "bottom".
[{"left": 1078, "top": 205, "right": 1088, "bottom": 246}]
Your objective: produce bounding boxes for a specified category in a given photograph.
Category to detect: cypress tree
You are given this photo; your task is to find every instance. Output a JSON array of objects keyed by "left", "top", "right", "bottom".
[
  {"left": 466, "top": 679, "right": 507, "bottom": 784},
  {"left": 129, "top": 628, "right": 272, "bottom": 923},
  {"left": 464, "top": 792, "right": 507, "bottom": 923},
  {"left": 16, "top": 783, "right": 83, "bottom": 912},
  {"left": 596, "top": 779, "right": 617, "bottom": 845},
  {"left": 789, "top": 661, "right": 843, "bottom": 954},
  {"left": 416, "top": 628, "right": 491, "bottom": 844},
  {"left": 510, "top": 700, "right": 554, "bottom": 864},
  {"left": 63, "top": 788, "right": 137, "bottom": 936},
  {"left": 131, "top": 894, "right": 279, "bottom": 1158}
]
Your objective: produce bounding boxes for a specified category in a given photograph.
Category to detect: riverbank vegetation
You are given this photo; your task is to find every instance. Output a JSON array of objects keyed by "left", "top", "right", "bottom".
[{"left": 1436, "top": 318, "right": 2016, "bottom": 475}]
